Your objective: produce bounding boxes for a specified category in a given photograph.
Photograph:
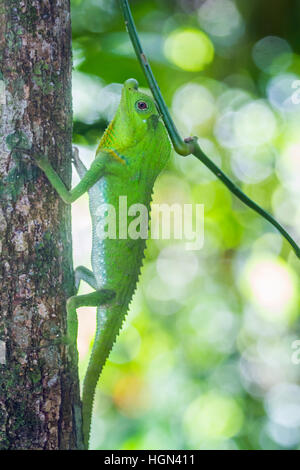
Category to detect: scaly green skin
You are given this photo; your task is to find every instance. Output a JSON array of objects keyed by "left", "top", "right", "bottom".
[{"left": 29, "top": 78, "right": 171, "bottom": 449}]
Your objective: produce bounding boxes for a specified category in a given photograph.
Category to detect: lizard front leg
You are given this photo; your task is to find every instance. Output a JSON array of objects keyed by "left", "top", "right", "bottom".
[
  {"left": 17, "top": 146, "right": 108, "bottom": 203},
  {"left": 35, "top": 152, "right": 106, "bottom": 203}
]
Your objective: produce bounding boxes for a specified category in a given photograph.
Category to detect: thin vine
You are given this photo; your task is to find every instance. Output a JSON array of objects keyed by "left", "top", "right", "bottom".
[{"left": 119, "top": 0, "right": 300, "bottom": 259}]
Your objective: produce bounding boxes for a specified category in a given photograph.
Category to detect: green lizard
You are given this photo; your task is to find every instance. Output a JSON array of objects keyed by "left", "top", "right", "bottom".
[
  {"left": 21, "top": 72, "right": 300, "bottom": 450},
  {"left": 29, "top": 78, "right": 171, "bottom": 449}
]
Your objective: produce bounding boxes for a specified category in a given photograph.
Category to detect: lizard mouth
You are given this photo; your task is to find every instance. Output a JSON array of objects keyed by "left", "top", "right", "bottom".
[{"left": 147, "top": 114, "right": 159, "bottom": 130}]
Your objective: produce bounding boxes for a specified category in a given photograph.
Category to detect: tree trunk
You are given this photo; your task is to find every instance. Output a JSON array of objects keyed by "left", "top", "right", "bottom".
[{"left": 0, "top": 0, "right": 83, "bottom": 449}]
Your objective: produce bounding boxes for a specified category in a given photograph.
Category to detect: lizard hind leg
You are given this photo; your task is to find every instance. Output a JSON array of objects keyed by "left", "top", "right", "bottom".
[
  {"left": 74, "top": 265, "right": 97, "bottom": 292},
  {"left": 72, "top": 146, "right": 87, "bottom": 178},
  {"left": 66, "top": 289, "right": 116, "bottom": 351}
]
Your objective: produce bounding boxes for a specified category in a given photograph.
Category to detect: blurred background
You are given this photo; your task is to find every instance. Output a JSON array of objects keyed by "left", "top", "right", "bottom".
[{"left": 70, "top": 0, "right": 300, "bottom": 450}]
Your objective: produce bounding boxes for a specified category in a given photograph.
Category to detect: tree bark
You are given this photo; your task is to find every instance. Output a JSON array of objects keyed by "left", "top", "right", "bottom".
[{"left": 0, "top": 0, "right": 83, "bottom": 449}]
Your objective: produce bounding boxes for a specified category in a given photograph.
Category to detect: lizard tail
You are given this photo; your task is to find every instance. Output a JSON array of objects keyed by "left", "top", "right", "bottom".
[{"left": 81, "top": 303, "right": 124, "bottom": 449}]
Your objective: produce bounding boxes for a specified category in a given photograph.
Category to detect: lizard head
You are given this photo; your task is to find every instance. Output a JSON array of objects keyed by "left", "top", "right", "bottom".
[
  {"left": 117, "top": 78, "right": 162, "bottom": 143},
  {"left": 104, "top": 78, "right": 171, "bottom": 173}
]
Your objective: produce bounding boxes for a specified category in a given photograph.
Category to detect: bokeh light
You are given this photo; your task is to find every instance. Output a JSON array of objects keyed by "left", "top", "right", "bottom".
[
  {"left": 172, "top": 83, "right": 215, "bottom": 133},
  {"left": 230, "top": 145, "right": 276, "bottom": 184},
  {"left": 198, "top": 0, "right": 244, "bottom": 46},
  {"left": 252, "top": 36, "right": 293, "bottom": 75},
  {"left": 156, "top": 245, "right": 199, "bottom": 288},
  {"left": 164, "top": 28, "right": 214, "bottom": 72},
  {"left": 234, "top": 101, "right": 277, "bottom": 147},
  {"left": 184, "top": 392, "right": 244, "bottom": 446},
  {"left": 241, "top": 256, "right": 298, "bottom": 324}
]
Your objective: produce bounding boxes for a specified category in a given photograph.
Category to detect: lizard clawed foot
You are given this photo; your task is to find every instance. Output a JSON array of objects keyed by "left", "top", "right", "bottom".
[{"left": 72, "top": 146, "right": 79, "bottom": 164}]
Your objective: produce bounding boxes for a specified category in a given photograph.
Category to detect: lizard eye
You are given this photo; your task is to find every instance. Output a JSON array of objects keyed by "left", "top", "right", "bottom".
[{"left": 136, "top": 100, "right": 148, "bottom": 111}]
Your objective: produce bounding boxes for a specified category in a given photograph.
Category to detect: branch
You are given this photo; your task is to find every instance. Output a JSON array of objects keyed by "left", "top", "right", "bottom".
[{"left": 119, "top": 0, "right": 300, "bottom": 259}]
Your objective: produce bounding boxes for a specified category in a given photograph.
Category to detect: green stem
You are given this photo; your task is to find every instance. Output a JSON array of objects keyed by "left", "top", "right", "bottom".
[
  {"left": 119, "top": 0, "right": 190, "bottom": 156},
  {"left": 192, "top": 143, "right": 300, "bottom": 257},
  {"left": 119, "top": 0, "right": 300, "bottom": 259}
]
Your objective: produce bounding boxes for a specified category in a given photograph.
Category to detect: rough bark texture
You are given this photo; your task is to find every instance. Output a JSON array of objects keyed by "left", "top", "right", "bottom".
[{"left": 0, "top": 0, "right": 83, "bottom": 449}]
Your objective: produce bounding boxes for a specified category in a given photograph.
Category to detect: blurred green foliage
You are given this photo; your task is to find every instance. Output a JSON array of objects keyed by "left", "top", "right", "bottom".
[{"left": 70, "top": 0, "right": 300, "bottom": 450}]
